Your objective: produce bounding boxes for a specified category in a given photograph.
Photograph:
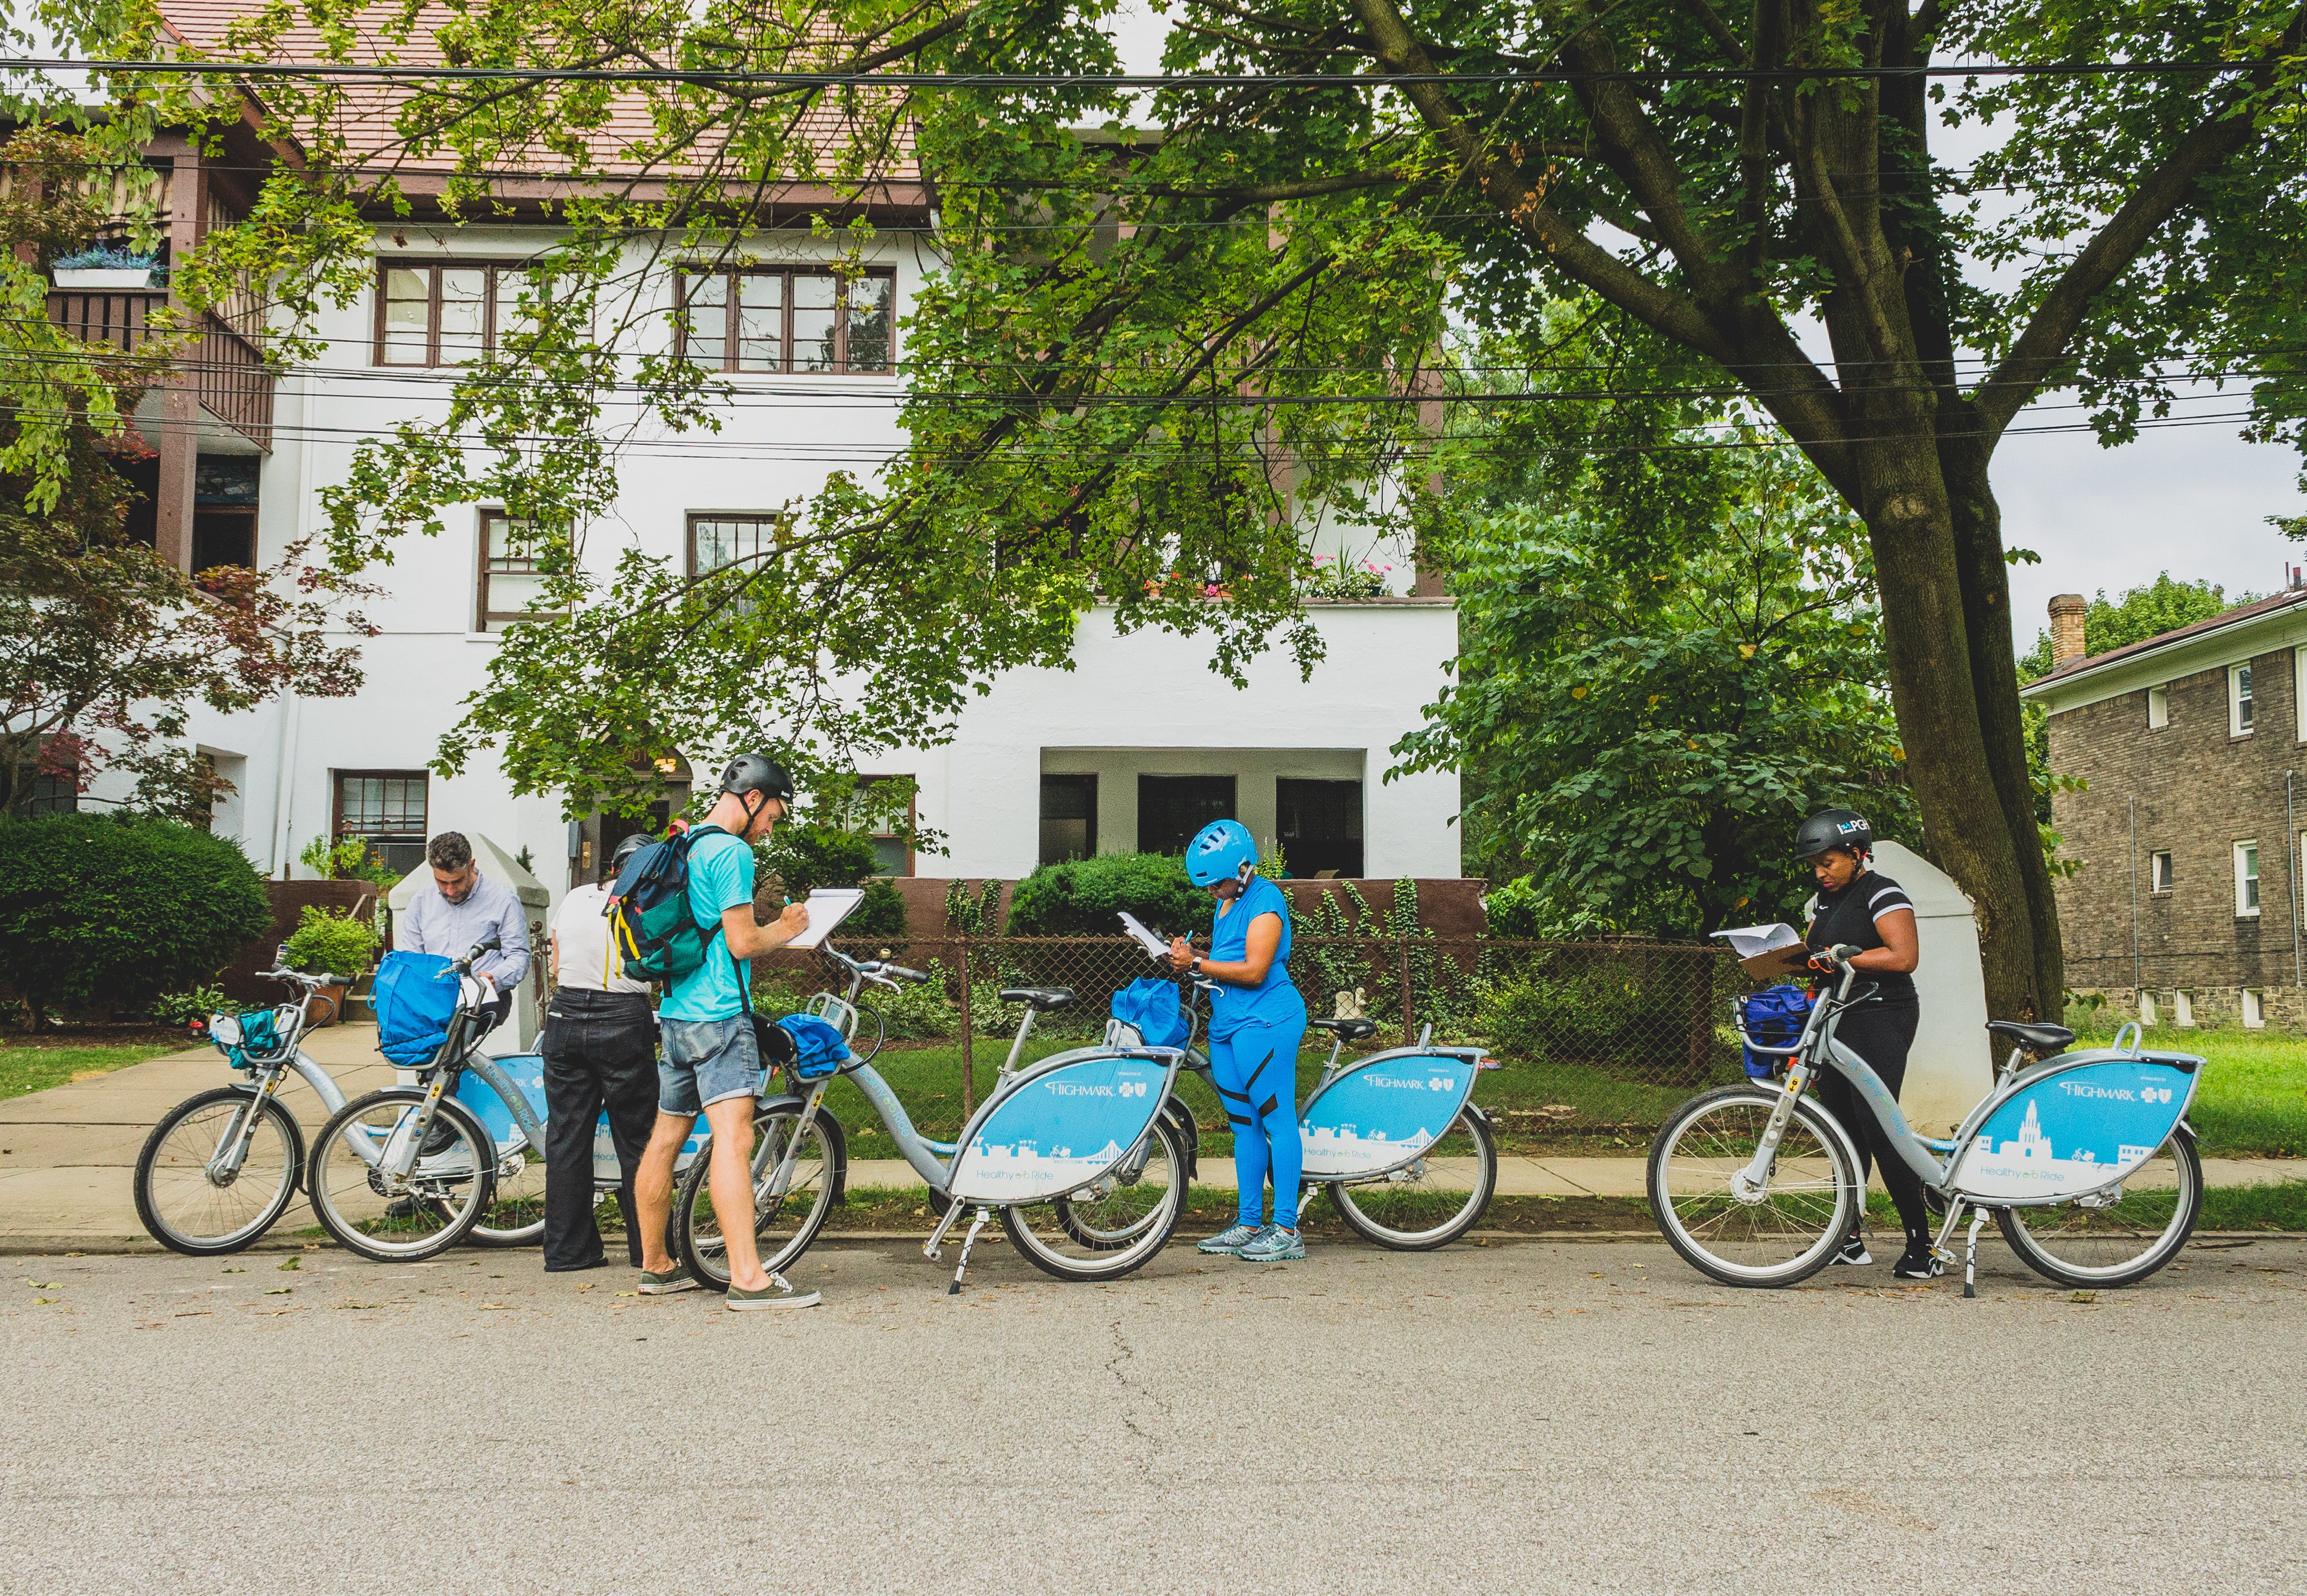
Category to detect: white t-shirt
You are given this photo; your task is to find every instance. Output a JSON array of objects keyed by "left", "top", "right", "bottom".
[{"left": 551, "top": 883, "right": 650, "bottom": 996}]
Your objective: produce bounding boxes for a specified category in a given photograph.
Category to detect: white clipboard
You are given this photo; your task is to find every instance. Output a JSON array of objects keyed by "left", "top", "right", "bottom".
[
  {"left": 783, "top": 888, "right": 866, "bottom": 950},
  {"left": 1118, "top": 912, "right": 1170, "bottom": 960}
]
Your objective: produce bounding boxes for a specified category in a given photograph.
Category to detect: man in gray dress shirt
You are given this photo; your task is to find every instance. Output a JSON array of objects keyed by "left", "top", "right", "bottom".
[{"left": 394, "top": 831, "right": 531, "bottom": 1042}]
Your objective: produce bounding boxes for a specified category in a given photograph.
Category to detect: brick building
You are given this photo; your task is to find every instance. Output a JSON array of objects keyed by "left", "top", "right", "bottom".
[{"left": 2023, "top": 584, "right": 2307, "bottom": 1030}]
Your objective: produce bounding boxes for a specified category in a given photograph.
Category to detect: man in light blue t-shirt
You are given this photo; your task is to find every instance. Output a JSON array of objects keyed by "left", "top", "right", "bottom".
[{"left": 632, "top": 753, "right": 813, "bottom": 1309}]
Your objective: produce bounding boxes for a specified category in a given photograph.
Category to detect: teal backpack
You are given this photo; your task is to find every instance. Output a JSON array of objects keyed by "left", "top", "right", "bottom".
[{"left": 607, "top": 825, "right": 736, "bottom": 986}]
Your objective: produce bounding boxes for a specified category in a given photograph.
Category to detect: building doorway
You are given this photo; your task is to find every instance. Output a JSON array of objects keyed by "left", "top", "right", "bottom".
[{"left": 1138, "top": 774, "right": 1236, "bottom": 856}]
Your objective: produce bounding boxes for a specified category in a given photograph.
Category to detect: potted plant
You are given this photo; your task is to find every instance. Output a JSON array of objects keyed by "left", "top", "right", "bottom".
[
  {"left": 51, "top": 245, "right": 163, "bottom": 289},
  {"left": 280, "top": 905, "right": 381, "bottom": 1027}
]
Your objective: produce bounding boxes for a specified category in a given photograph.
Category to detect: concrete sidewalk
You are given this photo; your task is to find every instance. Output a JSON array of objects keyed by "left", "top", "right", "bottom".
[{"left": 3, "top": 1022, "right": 2298, "bottom": 1245}]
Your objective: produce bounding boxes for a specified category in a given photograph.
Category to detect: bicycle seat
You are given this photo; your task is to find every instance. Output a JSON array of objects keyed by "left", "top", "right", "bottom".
[
  {"left": 1985, "top": 1019, "right": 2074, "bottom": 1055},
  {"left": 1310, "top": 1018, "right": 1379, "bottom": 1041},
  {"left": 998, "top": 986, "right": 1076, "bottom": 1012}
]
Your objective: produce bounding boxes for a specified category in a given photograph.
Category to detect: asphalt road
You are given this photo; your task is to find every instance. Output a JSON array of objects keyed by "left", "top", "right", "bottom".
[{"left": 2, "top": 1235, "right": 2301, "bottom": 1595}]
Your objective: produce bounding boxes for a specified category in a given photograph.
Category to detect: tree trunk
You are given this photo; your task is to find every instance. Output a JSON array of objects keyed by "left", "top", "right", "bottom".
[
  {"left": 1852, "top": 414, "right": 2046, "bottom": 1028},
  {"left": 1941, "top": 438, "right": 2066, "bottom": 1016}
]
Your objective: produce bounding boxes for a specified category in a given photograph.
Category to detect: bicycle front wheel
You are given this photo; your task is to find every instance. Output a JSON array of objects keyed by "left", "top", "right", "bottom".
[
  {"left": 1006, "top": 1116, "right": 1187, "bottom": 1282},
  {"left": 1326, "top": 1107, "right": 1498, "bottom": 1250},
  {"left": 1999, "top": 1127, "right": 2203, "bottom": 1288},
  {"left": 1649, "top": 1085, "right": 1860, "bottom": 1288},
  {"left": 675, "top": 1107, "right": 840, "bottom": 1290},
  {"left": 134, "top": 1087, "right": 304, "bottom": 1255},
  {"left": 308, "top": 1090, "right": 496, "bottom": 1262},
  {"left": 466, "top": 1136, "right": 547, "bottom": 1247}
]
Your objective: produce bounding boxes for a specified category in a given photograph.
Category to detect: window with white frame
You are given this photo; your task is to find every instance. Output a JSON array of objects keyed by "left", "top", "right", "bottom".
[
  {"left": 2242, "top": 989, "right": 2267, "bottom": 1029},
  {"left": 2150, "top": 850, "right": 2173, "bottom": 894},
  {"left": 2147, "top": 684, "right": 2170, "bottom": 729},
  {"left": 2235, "top": 839, "right": 2261, "bottom": 916},
  {"left": 2231, "top": 662, "right": 2254, "bottom": 735}
]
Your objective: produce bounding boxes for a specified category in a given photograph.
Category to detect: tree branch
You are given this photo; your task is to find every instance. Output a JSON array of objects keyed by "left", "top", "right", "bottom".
[{"left": 1974, "top": 71, "right": 2279, "bottom": 445}]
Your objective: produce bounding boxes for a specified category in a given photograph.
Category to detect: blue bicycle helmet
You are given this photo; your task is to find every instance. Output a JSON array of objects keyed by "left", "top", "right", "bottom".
[{"left": 1185, "top": 819, "right": 1259, "bottom": 887}]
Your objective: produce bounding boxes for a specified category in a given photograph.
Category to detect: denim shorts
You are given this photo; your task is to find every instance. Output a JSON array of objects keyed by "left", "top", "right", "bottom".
[{"left": 657, "top": 1015, "right": 762, "bottom": 1115}]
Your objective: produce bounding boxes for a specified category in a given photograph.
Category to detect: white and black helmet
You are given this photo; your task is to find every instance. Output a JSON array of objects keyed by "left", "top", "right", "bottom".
[{"left": 1794, "top": 808, "right": 1873, "bottom": 862}]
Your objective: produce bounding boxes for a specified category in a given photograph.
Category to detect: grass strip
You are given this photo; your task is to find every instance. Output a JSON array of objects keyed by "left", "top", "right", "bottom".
[{"left": 0, "top": 1040, "right": 198, "bottom": 1099}]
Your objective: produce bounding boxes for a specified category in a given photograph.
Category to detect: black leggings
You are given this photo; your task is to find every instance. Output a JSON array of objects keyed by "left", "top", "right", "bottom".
[{"left": 1811, "top": 1002, "right": 1929, "bottom": 1241}]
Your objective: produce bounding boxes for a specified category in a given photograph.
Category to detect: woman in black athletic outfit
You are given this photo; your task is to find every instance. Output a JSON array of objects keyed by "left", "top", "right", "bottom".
[{"left": 1795, "top": 808, "right": 1939, "bottom": 1281}]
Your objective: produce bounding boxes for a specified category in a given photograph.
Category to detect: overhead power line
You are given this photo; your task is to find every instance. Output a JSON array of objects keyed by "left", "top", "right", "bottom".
[{"left": 0, "top": 56, "right": 2257, "bottom": 88}]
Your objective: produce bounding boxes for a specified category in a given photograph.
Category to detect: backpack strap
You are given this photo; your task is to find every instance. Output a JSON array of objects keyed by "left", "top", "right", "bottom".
[{"left": 684, "top": 825, "right": 751, "bottom": 993}]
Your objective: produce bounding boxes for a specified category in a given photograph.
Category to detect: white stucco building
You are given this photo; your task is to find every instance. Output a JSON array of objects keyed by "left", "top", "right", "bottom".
[{"left": 50, "top": 27, "right": 1464, "bottom": 916}]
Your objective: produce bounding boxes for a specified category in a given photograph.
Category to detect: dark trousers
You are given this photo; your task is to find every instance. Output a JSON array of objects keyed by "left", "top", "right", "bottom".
[
  {"left": 1812, "top": 1001, "right": 1929, "bottom": 1240},
  {"left": 537, "top": 987, "right": 658, "bottom": 1270}
]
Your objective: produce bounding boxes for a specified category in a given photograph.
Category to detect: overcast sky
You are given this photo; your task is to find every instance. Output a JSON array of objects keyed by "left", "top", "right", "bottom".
[{"left": 1099, "top": 6, "right": 2307, "bottom": 650}]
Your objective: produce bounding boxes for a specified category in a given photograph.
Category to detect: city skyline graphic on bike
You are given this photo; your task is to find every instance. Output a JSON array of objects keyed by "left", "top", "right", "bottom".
[
  {"left": 1952, "top": 1057, "right": 2197, "bottom": 1201},
  {"left": 1299, "top": 1055, "right": 1476, "bottom": 1179},
  {"left": 946, "top": 1054, "right": 1173, "bottom": 1204}
]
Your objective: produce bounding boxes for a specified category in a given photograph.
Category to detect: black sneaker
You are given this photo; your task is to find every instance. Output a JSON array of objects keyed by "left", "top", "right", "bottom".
[
  {"left": 1830, "top": 1233, "right": 1871, "bottom": 1266},
  {"left": 1892, "top": 1243, "right": 1944, "bottom": 1280}
]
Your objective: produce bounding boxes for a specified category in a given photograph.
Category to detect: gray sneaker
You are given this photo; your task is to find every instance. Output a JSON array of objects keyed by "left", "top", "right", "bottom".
[
  {"left": 727, "top": 1272, "right": 821, "bottom": 1311},
  {"left": 1240, "top": 1225, "right": 1305, "bottom": 1262},
  {"left": 1197, "top": 1222, "right": 1261, "bottom": 1256},
  {"left": 637, "top": 1264, "right": 699, "bottom": 1295}
]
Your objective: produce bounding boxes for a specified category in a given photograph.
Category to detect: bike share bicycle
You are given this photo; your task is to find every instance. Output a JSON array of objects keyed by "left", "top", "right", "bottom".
[
  {"left": 1151, "top": 963, "right": 1503, "bottom": 1250},
  {"left": 1649, "top": 943, "right": 2207, "bottom": 1292},
  {"left": 675, "top": 943, "right": 1196, "bottom": 1292},
  {"left": 134, "top": 965, "right": 349, "bottom": 1255}
]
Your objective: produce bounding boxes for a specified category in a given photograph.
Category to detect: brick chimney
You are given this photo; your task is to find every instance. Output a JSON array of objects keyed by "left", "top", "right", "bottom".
[{"left": 2048, "top": 593, "right": 2088, "bottom": 668}]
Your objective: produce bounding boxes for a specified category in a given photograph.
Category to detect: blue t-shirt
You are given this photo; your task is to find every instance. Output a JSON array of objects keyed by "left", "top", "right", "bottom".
[
  {"left": 661, "top": 829, "right": 756, "bottom": 1023},
  {"left": 1207, "top": 875, "right": 1304, "bottom": 1038}
]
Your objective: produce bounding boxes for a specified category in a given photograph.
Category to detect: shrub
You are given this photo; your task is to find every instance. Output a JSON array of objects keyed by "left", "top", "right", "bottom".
[
  {"left": 150, "top": 985, "right": 240, "bottom": 1026},
  {"left": 1005, "top": 852, "right": 1207, "bottom": 939},
  {"left": 1483, "top": 876, "right": 1547, "bottom": 939},
  {"left": 943, "top": 878, "right": 1003, "bottom": 935},
  {"left": 755, "top": 824, "right": 907, "bottom": 940},
  {"left": 281, "top": 904, "right": 379, "bottom": 980},
  {"left": 0, "top": 813, "right": 271, "bottom": 1023}
]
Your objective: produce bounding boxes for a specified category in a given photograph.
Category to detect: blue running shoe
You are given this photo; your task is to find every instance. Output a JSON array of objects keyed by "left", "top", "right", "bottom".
[
  {"left": 1240, "top": 1225, "right": 1305, "bottom": 1262},
  {"left": 1197, "top": 1222, "right": 1260, "bottom": 1256}
]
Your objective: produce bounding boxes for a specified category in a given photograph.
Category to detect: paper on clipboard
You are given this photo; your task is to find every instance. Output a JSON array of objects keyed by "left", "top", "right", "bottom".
[
  {"left": 1117, "top": 912, "right": 1171, "bottom": 960},
  {"left": 1709, "top": 922, "right": 1811, "bottom": 981},
  {"left": 783, "top": 888, "right": 865, "bottom": 950}
]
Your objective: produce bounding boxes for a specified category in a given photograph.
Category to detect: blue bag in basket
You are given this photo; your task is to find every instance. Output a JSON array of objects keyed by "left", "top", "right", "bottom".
[
  {"left": 1736, "top": 985, "right": 1812, "bottom": 1078},
  {"left": 777, "top": 1013, "right": 852, "bottom": 1081},
  {"left": 373, "top": 949, "right": 460, "bottom": 1067},
  {"left": 1111, "top": 978, "right": 1189, "bottom": 1048}
]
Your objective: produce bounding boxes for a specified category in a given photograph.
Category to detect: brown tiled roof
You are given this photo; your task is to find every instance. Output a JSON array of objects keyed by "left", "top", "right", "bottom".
[
  {"left": 2032, "top": 585, "right": 2307, "bottom": 684},
  {"left": 156, "top": 1, "right": 919, "bottom": 194}
]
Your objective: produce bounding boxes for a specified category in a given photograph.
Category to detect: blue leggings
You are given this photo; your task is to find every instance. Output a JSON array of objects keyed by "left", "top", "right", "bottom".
[{"left": 1209, "top": 1016, "right": 1307, "bottom": 1229}]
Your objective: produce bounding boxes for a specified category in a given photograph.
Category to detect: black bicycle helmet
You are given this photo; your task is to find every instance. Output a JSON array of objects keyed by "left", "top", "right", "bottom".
[
  {"left": 607, "top": 832, "right": 653, "bottom": 878},
  {"left": 1794, "top": 808, "right": 1873, "bottom": 861},
  {"left": 718, "top": 751, "right": 796, "bottom": 804}
]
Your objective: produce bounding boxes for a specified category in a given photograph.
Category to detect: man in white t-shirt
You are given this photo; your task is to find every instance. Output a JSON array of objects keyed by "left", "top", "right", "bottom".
[{"left": 537, "top": 834, "right": 659, "bottom": 1272}]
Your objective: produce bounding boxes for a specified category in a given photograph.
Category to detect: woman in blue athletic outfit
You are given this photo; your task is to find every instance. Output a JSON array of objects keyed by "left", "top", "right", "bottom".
[{"left": 1168, "top": 820, "right": 1310, "bottom": 1262}]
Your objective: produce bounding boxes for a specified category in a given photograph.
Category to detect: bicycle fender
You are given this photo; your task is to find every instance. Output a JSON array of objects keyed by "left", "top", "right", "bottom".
[
  {"left": 1158, "top": 1094, "right": 1200, "bottom": 1182},
  {"left": 755, "top": 1093, "right": 850, "bottom": 1205}
]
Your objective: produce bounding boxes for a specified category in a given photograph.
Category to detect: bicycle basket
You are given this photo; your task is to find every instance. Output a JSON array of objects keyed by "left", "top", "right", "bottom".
[
  {"left": 1735, "top": 985, "right": 1811, "bottom": 1078},
  {"left": 214, "top": 1005, "right": 290, "bottom": 1069},
  {"left": 775, "top": 1013, "right": 852, "bottom": 1081}
]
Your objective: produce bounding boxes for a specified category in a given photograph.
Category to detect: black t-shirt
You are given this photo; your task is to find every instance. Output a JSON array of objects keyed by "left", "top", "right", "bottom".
[{"left": 1806, "top": 871, "right": 1918, "bottom": 1007}]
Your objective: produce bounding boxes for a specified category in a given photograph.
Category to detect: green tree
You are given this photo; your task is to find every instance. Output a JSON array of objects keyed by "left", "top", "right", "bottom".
[
  {"left": 1398, "top": 425, "right": 1910, "bottom": 938},
  {"left": 66, "top": 0, "right": 2307, "bottom": 1021},
  {"left": 2017, "top": 574, "right": 2247, "bottom": 679}
]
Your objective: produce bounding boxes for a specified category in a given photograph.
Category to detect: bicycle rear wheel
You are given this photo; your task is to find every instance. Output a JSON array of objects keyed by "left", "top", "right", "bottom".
[
  {"left": 1649, "top": 1085, "right": 1860, "bottom": 1288},
  {"left": 1999, "top": 1127, "right": 2202, "bottom": 1288},
  {"left": 1006, "top": 1116, "right": 1186, "bottom": 1282},
  {"left": 466, "top": 1137, "right": 547, "bottom": 1247},
  {"left": 308, "top": 1090, "right": 496, "bottom": 1262},
  {"left": 1326, "top": 1107, "right": 1497, "bottom": 1249},
  {"left": 675, "top": 1107, "right": 840, "bottom": 1290},
  {"left": 134, "top": 1087, "right": 304, "bottom": 1256}
]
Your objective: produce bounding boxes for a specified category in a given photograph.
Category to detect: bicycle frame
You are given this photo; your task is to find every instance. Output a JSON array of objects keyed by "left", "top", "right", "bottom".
[{"left": 205, "top": 976, "right": 351, "bottom": 1182}]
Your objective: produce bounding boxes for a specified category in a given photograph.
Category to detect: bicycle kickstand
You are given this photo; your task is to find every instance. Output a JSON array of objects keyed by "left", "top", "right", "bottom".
[
  {"left": 1962, "top": 1207, "right": 1989, "bottom": 1299},
  {"left": 947, "top": 1206, "right": 993, "bottom": 1296}
]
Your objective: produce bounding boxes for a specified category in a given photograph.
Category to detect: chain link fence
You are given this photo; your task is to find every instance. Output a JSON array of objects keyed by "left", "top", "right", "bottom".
[{"left": 759, "top": 934, "right": 1752, "bottom": 1147}]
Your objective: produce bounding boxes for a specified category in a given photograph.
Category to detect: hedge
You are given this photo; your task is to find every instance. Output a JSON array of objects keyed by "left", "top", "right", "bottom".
[
  {"left": 0, "top": 813, "right": 271, "bottom": 1022},
  {"left": 1005, "top": 852, "right": 1208, "bottom": 939}
]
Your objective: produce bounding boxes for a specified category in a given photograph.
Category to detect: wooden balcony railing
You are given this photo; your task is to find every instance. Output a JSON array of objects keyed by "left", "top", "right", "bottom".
[{"left": 45, "top": 290, "right": 274, "bottom": 452}]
